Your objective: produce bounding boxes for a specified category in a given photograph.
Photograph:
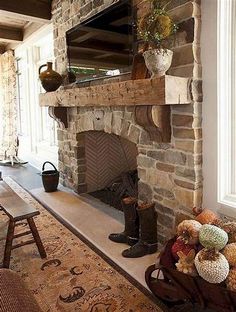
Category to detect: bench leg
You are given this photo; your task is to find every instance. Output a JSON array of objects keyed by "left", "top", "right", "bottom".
[
  {"left": 3, "top": 220, "right": 15, "bottom": 268},
  {"left": 27, "top": 217, "right": 47, "bottom": 259}
]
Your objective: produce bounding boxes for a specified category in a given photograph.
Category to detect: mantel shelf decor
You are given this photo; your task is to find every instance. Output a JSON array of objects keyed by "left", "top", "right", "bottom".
[{"left": 39, "top": 75, "right": 191, "bottom": 143}]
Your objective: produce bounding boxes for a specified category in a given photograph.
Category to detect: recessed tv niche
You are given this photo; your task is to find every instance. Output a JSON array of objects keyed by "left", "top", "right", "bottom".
[{"left": 66, "top": 0, "right": 135, "bottom": 83}]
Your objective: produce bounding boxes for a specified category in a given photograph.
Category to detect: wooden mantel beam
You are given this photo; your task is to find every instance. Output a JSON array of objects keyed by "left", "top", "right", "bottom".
[
  {"left": 0, "top": 0, "right": 51, "bottom": 23},
  {"left": 40, "top": 76, "right": 192, "bottom": 143},
  {"left": 39, "top": 76, "right": 191, "bottom": 108},
  {"left": 0, "top": 26, "right": 23, "bottom": 42}
]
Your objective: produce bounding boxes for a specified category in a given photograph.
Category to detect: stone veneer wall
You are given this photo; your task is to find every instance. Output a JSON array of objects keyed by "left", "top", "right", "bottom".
[{"left": 51, "top": 0, "right": 202, "bottom": 245}]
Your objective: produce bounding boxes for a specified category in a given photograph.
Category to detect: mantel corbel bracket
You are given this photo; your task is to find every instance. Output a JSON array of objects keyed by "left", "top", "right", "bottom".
[
  {"left": 48, "top": 107, "right": 69, "bottom": 129},
  {"left": 135, "top": 105, "right": 171, "bottom": 143}
]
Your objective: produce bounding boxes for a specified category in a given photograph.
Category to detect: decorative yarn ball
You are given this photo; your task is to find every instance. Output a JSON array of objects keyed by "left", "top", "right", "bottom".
[
  {"left": 195, "top": 209, "right": 219, "bottom": 225},
  {"left": 199, "top": 224, "right": 228, "bottom": 250},
  {"left": 223, "top": 243, "right": 236, "bottom": 267},
  {"left": 177, "top": 220, "right": 202, "bottom": 245},
  {"left": 226, "top": 268, "right": 236, "bottom": 292},
  {"left": 194, "top": 248, "right": 229, "bottom": 284},
  {"left": 220, "top": 221, "right": 236, "bottom": 243},
  {"left": 171, "top": 238, "right": 195, "bottom": 261}
]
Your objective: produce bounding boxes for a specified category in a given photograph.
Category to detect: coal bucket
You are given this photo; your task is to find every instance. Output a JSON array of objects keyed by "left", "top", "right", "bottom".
[{"left": 42, "top": 161, "right": 59, "bottom": 192}]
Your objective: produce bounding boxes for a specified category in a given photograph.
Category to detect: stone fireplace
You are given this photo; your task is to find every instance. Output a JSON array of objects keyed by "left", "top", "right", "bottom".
[{"left": 47, "top": 0, "right": 203, "bottom": 244}]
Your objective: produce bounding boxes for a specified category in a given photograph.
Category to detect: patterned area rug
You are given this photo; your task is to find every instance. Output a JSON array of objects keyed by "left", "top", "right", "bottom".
[{"left": 0, "top": 178, "right": 164, "bottom": 312}]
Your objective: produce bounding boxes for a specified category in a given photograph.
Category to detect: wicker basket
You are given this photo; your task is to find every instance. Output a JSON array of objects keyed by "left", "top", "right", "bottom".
[
  {"left": 145, "top": 238, "right": 236, "bottom": 311},
  {"left": 0, "top": 269, "right": 42, "bottom": 312}
]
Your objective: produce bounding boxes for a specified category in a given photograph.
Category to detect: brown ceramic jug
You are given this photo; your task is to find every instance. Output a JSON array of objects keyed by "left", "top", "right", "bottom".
[{"left": 39, "top": 62, "right": 63, "bottom": 92}]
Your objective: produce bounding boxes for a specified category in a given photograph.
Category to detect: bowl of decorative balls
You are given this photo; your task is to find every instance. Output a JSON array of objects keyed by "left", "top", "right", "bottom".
[{"left": 145, "top": 208, "right": 236, "bottom": 311}]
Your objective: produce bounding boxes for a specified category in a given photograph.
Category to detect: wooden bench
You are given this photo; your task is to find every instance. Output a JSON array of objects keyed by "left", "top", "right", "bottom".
[{"left": 0, "top": 181, "right": 46, "bottom": 268}]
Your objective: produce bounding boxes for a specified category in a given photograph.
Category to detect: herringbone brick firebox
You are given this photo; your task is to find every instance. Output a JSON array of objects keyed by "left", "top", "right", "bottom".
[{"left": 75, "top": 131, "right": 137, "bottom": 193}]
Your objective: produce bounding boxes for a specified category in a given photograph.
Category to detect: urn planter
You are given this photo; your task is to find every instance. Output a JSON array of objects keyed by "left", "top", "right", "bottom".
[{"left": 143, "top": 49, "right": 173, "bottom": 78}]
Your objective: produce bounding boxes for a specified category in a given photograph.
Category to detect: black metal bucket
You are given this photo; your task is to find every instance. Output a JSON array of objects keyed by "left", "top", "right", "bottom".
[{"left": 42, "top": 161, "right": 59, "bottom": 192}]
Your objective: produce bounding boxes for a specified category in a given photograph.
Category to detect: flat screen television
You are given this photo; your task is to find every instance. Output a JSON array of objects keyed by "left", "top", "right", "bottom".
[{"left": 66, "top": 0, "right": 135, "bottom": 83}]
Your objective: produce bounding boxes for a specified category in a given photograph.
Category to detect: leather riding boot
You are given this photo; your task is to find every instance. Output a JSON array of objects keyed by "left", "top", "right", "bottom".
[
  {"left": 122, "top": 203, "right": 157, "bottom": 258},
  {"left": 109, "top": 197, "right": 139, "bottom": 246}
]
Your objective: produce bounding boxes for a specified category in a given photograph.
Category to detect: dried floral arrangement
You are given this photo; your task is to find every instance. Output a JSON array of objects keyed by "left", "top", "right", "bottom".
[{"left": 138, "top": 0, "right": 178, "bottom": 50}]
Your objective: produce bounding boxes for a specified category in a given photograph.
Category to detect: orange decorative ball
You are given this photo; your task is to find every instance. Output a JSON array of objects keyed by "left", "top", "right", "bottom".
[{"left": 194, "top": 208, "right": 219, "bottom": 225}]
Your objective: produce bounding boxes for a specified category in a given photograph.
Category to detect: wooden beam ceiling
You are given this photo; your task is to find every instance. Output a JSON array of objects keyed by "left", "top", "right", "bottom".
[
  {"left": 0, "top": 0, "right": 52, "bottom": 23},
  {"left": 70, "top": 38, "right": 128, "bottom": 51},
  {"left": 111, "top": 16, "right": 131, "bottom": 26},
  {"left": 0, "top": 0, "right": 52, "bottom": 49},
  {"left": 70, "top": 57, "right": 130, "bottom": 69},
  {"left": 73, "top": 26, "right": 131, "bottom": 44},
  {"left": 0, "top": 25, "right": 23, "bottom": 42},
  {"left": 69, "top": 45, "right": 128, "bottom": 57}
]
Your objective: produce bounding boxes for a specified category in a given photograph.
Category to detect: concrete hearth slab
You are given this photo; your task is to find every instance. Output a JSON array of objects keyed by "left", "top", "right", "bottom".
[{"left": 30, "top": 185, "right": 158, "bottom": 289}]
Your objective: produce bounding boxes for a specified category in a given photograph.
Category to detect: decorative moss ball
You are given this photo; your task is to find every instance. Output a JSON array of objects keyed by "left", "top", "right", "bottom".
[
  {"left": 194, "top": 248, "right": 229, "bottom": 284},
  {"left": 223, "top": 243, "right": 236, "bottom": 267},
  {"left": 226, "top": 268, "right": 236, "bottom": 291},
  {"left": 199, "top": 224, "right": 228, "bottom": 250}
]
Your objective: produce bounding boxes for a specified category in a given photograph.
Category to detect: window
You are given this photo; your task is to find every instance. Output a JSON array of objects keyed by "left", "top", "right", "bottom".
[
  {"left": 15, "top": 25, "right": 58, "bottom": 169},
  {"left": 217, "top": 0, "right": 236, "bottom": 214},
  {"left": 16, "top": 55, "right": 29, "bottom": 136},
  {"left": 35, "top": 33, "right": 57, "bottom": 147}
]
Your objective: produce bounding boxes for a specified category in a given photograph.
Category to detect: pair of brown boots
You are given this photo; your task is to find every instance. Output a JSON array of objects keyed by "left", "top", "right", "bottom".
[{"left": 108, "top": 197, "right": 158, "bottom": 258}]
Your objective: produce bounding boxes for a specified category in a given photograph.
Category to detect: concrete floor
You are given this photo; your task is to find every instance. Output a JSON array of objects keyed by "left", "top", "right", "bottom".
[{"left": 0, "top": 163, "right": 42, "bottom": 190}]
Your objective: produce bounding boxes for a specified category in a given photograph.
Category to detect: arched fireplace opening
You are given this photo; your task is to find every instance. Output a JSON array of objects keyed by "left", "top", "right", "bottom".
[{"left": 77, "top": 131, "right": 138, "bottom": 210}]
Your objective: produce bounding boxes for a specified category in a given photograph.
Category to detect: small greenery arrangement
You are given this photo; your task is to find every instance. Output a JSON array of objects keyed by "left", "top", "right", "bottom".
[{"left": 138, "top": 0, "right": 178, "bottom": 50}]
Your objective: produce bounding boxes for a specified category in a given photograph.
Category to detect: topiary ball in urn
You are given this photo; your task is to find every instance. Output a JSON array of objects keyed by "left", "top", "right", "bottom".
[{"left": 138, "top": 0, "right": 178, "bottom": 78}]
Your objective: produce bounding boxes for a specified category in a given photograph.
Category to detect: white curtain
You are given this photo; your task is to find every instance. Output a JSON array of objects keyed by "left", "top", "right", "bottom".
[{"left": 0, "top": 50, "right": 18, "bottom": 162}]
